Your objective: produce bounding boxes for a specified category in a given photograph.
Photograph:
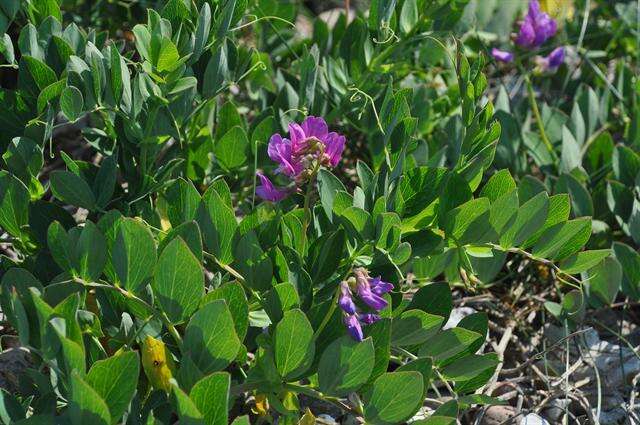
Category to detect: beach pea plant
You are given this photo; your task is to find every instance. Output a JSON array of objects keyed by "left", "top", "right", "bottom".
[{"left": 0, "top": 0, "right": 607, "bottom": 423}]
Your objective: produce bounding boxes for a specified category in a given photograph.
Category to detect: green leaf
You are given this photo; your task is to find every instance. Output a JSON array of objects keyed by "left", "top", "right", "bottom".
[
  {"left": 214, "top": 126, "right": 248, "bottom": 170},
  {"left": 391, "top": 309, "right": 444, "bottom": 346},
  {"left": 171, "top": 383, "right": 204, "bottom": 425},
  {"left": 317, "top": 169, "right": 347, "bottom": 221},
  {"left": 318, "top": 336, "right": 374, "bottom": 396},
  {"left": 69, "top": 371, "right": 111, "bottom": 425},
  {"left": 419, "top": 328, "right": 483, "bottom": 364},
  {"left": 531, "top": 218, "right": 592, "bottom": 260},
  {"left": 232, "top": 231, "right": 272, "bottom": 291},
  {"left": 499, "top": 191, "right": 549, "bottom": 248},
  {"left": 86, "top": 351, "right": 139, "bottom": 424},
  {"left": 152, "top": 37, "right": 181, "bottom": 72},
  {"left": 307, "top": 230, "right": 345, "bottom": 283},
  {"left": 113, "top": 218, "right": 157, "bottom": 293},
  {"left": 364, "top": 371, "right": 424, "bottom": 425},
  {"left": 442, "top": 198, "right": 491, "bottom": 245},
  {"left": 440, "top": 354, "right": 499, "bottom": 382},
  {"left": 264, "top": 283, "right": 300, "bottom": 324},
  {"left": 407, "top": 282, "right": 453, "bottom": 323},
  {"left": 0, "top": 172, "right": 29, "bottom": 238},
  {"left": 555, "top": 174, "right": 593, "bottom": 218},
  {"left": 153, "top": 237, "right": 204, "bottom": 324},
  {"left": 274, "top": 309, "right": 315, "bottom": 380},
  {"left": 163, "top": 178, "right": 201, "bottom": 226},
  {"left": 50, "top": 170, "right": 97, "bottom": 210},
  {"left": 202, "top": 282, "right": 248, "bottom": 341},
  {"left": 197, "top": 185, "right": 236, "bottom": 265},
  {"left": 75, "top": 221, "right": 107, "bottom": 281},
  {"left": 47, "top": 221, "right": 74, "bottom": 272},
  {"left": 559, "top": 249, "right": 611, "bottom": 274},
  {"left": 613, "top": 242, "right": 640, "bottom": 299},
  {"left": 60, "top": 86, "right": 84, "bottom": 122},
  {"left": 399, "top": 0, "right": 418, "bottom": 33},
  {"left": 183, "top": 300, "right": 240, "bottom": 374},
  {"left": 189, "top": 372, "right": 230, "bottom": 425},
  {"left": 587, "top": 257, "right": 622, "bottom": 305},
  {"left": 365, "top": 317, "right": 392, "bottom": 382},
  {"left": 480, "top": 169, "right": 516, "bottom": 202}
]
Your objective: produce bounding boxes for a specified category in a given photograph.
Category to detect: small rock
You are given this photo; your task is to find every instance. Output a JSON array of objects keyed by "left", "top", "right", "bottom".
[
  {"left": 520, "top": 413, "right": 550, "bottom": 425},
  {"left": 0, "top": 347, "right": 32, "bottom": 393},
  {"left": 481, "top": 405, "right": 519, "bottom": 425}
]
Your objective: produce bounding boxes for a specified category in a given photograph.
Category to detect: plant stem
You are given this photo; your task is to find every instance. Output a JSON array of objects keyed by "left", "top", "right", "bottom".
[
  {"left": 283, "top": 383, "right": 361, "bottom": 415},
  {"left": 314, "top": 290, "right": 339, "bottom": 338},
  {"left": 525, "top": 75, "right": 558, "bottom": 163},
  {"left": 82, "top": 280, "right": 184, "bottom": 352}
]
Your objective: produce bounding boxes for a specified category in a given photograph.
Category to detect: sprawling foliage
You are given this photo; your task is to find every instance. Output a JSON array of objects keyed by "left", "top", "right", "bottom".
[{"left": 0, "top": 0, "right": 637, "bottom": 423}]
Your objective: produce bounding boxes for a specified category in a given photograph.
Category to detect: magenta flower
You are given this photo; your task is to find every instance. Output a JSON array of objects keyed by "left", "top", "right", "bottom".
[
  {"left": 344, "top": 314, "right": 364, "bottom": 341},
  {"left": 257, "top": 116, "right": 346, "bottom": 203},
  {"left": 267, "top": 116, "right": 346, "bottom": 182},
  {"left": 536, "top": 46, "right": 565, "bottom": 72},
  {"left": 516, "top": 0, "right": 557, "bottom": 48},
  {"left": 491, "top": 48, "right": 514, "bottom": 63},
  {"left": 255, "top": 172, "right": 289, "bottom": 202}
]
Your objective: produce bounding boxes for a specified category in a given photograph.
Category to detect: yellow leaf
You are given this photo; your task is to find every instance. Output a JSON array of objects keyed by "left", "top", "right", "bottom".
[
  {"left": 540, "top": 0, "right": 574, "bottom": 21},
  {"left": 298, "top": 408, "right": 316, "bottom": 425},
  {"left": 141, "top": 336, "right": 176, "bottom": 392}
]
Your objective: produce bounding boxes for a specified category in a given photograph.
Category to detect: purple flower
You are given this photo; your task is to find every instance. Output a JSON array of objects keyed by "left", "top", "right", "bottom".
[
  {"left": 338, "top": 281, "right": 357, "bottom": 315},
  {"left": 355, "top": 269, "right": 388, "bottom": 312},
  {"left": 491, "top": 48, "right": 514, "bottom": 63},
  {"left": 358, "top": 313, "right": 380, "bottom": 325},
  {"left": 255, "top": 172, "right": 289, "bottom": 202},
  {"left": 369, "top": 276, "right": 394, "bottom": 296},
  {"left": 267, "top": 116, "right": 346, "bottom": 182},
  {"left": 343, "top": 314, "right": 364, "bottom": 342},
  {"left": 516, "top": 0, "right": 557, "bottom": 48},
  {"left": 535, "top": 46, "right": 565, "bottom": 72},
  {"left": 339, "top": 269, "right": 394, "bottom": 341}
]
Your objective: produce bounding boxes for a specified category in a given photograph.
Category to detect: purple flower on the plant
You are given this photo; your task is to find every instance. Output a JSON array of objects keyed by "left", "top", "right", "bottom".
[
  {"left": 338, "top": 281, "right": 357, "bottom": 315},
  {"left": 344, "top": 314, "right": 364, "bottom": 342},
  {"left": 358, "top": 313, "right": 381, "bottom": 325},
  {"left": 255, "top": 172, "right": 289, "bottom": 202},
  {"left": 267, "top": 116, "right": 346, "bottom": 183},
  {"left": 355, "top": 269, "right": 388, "bottom": 311},
  {"left": 516, "top": 0, "right": 557, "bottom": 48},
  {"left": 491, "top": 48, "right": 514, "bottom": 63},
  {"left": 339, "top": 269, "right": 394, "bottom": 341},
  {"left": 369, "top": 276, "right": 394, "bottom": 296},
  {"left": 536, "top": 46, "right": 565, "bottom": 72}
]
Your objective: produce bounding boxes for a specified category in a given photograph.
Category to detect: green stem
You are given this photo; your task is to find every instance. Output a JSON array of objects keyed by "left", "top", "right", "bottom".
[
  {"left": 282, "top": 383, "right": 360, "bottom": 415},
  {"left": 204, "top": 251, "right": 263, "bottom": 302},
  {"left": 82, "top": 280, "right": 184, "bottom": 352},
  {"left": 314, "top": 290, "right": 340, "bottom": 338},
  {"left": 525, "top": 75, "right": 558, "bottom": 163}
]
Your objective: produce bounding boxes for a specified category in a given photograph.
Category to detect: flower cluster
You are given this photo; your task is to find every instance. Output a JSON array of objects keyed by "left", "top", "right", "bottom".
[
  {"left": 256, "top": 116, "right": 346, "bottom": 202},
  {"left": 339, "top": 268, "right": 394, "bottom": 341},
  {"left": 491, "top": 0, "right": 565, "bottom": 73}
]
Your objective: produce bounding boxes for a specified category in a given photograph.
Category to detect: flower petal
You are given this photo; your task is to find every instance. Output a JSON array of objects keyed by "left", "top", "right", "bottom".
[
  {"left": 323, "top": 132, "right": 346, "bottom": 167},
  {"left": 256, "top": 172, "right": 289, "bottom": 202},
  {"left": 301, "top": 116, "right": 329, "bottom": 139},
  {"left": 491, "top": 48, "right": 514, "bottom": 63},
  {"left": 343, "top": 314, "right": 364, "bottom": 341},
  {"left": 339, "top": 282, "right": 357, "bottom": 315}
]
